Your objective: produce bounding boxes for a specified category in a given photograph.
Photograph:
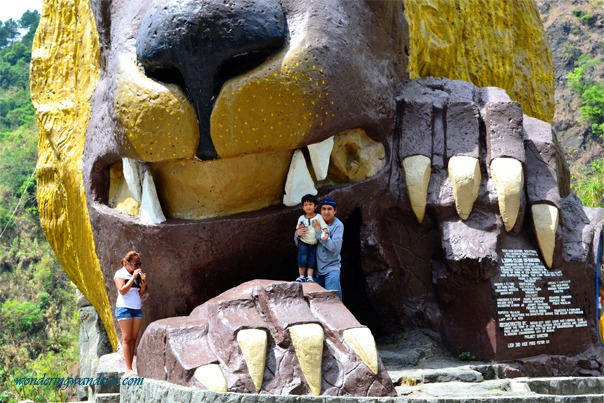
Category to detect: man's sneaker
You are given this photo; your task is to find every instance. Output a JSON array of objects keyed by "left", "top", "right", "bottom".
[
  {"left": 305, "top": 276, "right": 316, "bottom": 283},
  {"left": 295, "top": 275, "right": 306, "bottom": 282}
]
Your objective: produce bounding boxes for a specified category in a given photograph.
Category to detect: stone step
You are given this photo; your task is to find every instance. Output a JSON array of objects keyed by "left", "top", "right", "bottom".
[
  {"left": 119, "top": 376, "right": 604, "bottom": 402},
  {"left": 523, "top": 377, "right": 604, "bottom": 395},
  {"left": 392, "top": 371, "right": 604, "bottom": 401},
  {"left": 379, "top": 329, "right": 604, "bottom": 401},
  {"left": 401, "top": 396, "right": 604, "bottom": 402},
  {"left": 94, "top": 392, "right": 120, "bottom": 403}
]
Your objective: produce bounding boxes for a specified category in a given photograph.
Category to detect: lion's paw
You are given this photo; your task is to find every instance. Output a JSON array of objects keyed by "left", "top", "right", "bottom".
[{"left": 137, "top": 280, "right": 395, "bottom": 397}]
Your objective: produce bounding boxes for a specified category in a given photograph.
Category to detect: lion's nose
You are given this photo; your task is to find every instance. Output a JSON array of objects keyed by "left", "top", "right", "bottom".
[{"left": 136, "top": 0, "right": 287, "bottom": 160}]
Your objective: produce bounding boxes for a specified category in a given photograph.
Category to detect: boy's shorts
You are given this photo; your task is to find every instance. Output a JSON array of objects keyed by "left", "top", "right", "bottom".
[
  {"left": 115, "top": 307, "right": 143, "bottom": 321},
  {"left": 297, "top": 241, "right": 317, "bottom": 269}
]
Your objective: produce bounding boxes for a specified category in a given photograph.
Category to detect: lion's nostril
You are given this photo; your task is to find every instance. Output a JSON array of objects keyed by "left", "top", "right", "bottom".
[
  {"left": 142, "top": 66, "right": 186, "bottom": 92},
  {"left": 214, "top": 51, "right": 277, "bottom": 99},
  {"left": 136, "top": 0, "right": 287, "bottom": 160}
]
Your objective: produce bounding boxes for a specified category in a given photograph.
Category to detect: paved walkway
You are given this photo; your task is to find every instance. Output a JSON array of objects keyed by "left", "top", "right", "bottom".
[{"left": 378, "top": 329, "right": 604, "bottom": 401}]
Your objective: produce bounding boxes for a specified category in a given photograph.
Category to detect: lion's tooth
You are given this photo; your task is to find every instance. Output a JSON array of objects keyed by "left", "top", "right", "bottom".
[
  {"left": 283, "top": 149, "right": 317, "bottom": 207},
  {"left": 307, "top": 136, "right": 334, "bottom": 181},
  {"left": 490, "top": 157, "right": 523, "bottom": 231},
  {"left": 448, "top": 156, "right": 481, "bottom": 220},
  {"left": 531, "top": 204, "right": 558, "bottom": 269},
  {"left": 140, "top": 167, "right": 167, "bottom": 224},
  {"left": 122, "top": 158, "right": 142, "bottom": 202},
  {"left": 402, "top": 155, "right": 431, "bottom": 223}
]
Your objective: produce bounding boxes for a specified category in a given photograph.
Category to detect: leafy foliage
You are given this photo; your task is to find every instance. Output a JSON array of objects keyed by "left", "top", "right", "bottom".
[
  {"left": 0, "top": 11, "right": 79, "bottom": 403},
  {"left": 566, "top": 54, "right": 604, "bottom": 138},
  {"left": 0, "top": 19, "right": 19, "bottom": 48},
  {"left": 1, "top": 299, "right": 44, "bottom": 334},
  {"left": 559, "top": 42, "right": 578, "bottom": 64},
  {"left": 581, "top": 85, "right": 604, "bottom": 137},
  {"left": 566, "top": 54, "right": 601, "bottom": 93},
  {"left": 0, "top": 14, "right": 37, "bottom": 132},
  {"left": 571, "top": 158, "right": 604, "bottom": 207}
]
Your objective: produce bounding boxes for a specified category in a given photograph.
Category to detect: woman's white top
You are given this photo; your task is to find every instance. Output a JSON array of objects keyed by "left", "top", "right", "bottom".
[{"left": 114, "top": 267, "right": 141, "bottom": 309}]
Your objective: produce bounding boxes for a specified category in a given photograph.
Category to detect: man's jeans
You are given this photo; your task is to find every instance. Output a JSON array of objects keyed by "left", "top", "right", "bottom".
[{"left": 316, "top": 270, "right": 342, "bottom": 300}]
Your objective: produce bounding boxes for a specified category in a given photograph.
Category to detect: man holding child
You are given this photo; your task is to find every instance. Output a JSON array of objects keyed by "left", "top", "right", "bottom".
[{"left": 294, "top": 196, "right": 344, "bottom": 299}]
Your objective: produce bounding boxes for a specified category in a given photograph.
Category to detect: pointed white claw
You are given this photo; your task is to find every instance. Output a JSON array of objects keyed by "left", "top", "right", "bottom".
[
  {"left": 236, "top": 329, "right": 267, "bottom": 392},
  {"left": 289, "top": 323, "right": 324, "bottom": 396},
  {"left": 194, "top": 364, "right": 227, "bottom": 392},
  {"left": 343, "top": 327, "right": 378, "bottom": 374},
  {"left": 307, "top": 136, "right": 334, "bottom": 181},
  {"left": 402, "top": 155, "right": 431, "bottom": 223},
  {"left": 122, "top": 158, "right": 142, "bottom": 202},
  {"left": 140, "top": 167, "right": 167, "bottom": 224},
  {"left": 448, "top": 156, "right": 481, "bottom": 220},
  {"left": 531, "top": 204, "right": 558, "bottom": 269},
  {"left": 490, "top": 157, "right": 524, "bottom": 232},
  {"left": 283, "top": 149, "right": 317, "bottom": 207}
]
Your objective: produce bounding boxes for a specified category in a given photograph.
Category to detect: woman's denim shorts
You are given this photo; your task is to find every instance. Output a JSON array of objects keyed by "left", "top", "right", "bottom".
[{"left": 115, "top": 307, "right": 143, "bottom": 321}]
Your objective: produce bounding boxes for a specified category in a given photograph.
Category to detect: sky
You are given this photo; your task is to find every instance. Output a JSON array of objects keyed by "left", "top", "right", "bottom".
[{"left": 0, "top": 0, "right": 42, "bottom": 22}]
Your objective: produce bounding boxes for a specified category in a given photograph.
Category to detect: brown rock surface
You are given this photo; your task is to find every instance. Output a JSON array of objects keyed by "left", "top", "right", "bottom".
[{"left": 137, "top": 280, "right": 396, "bottom": 396}]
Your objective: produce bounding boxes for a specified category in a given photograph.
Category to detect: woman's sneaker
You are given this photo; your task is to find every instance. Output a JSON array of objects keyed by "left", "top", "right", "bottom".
[{"left": 295, "top": 275, "right": 306, "bottom": 282}]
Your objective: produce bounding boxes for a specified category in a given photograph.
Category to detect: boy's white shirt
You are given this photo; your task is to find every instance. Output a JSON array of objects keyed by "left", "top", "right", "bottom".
[{"left": 297, "top": 213, "right": 328, "bottom": 245}]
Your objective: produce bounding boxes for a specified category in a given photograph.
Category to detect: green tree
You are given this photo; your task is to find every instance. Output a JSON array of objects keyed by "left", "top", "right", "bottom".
[
  {"left": 1, "top": 299, "right": 44, "bottom": 335},
  {"left": 19, "top": 10, "right": 40, "bottom": 31},
  {"left": 580, "top": 84, "right": 604, "bottom": 137},
  {"left": 0, "top": 19, "right": 19, "bottom": 48},
  {"left": 19, "top": 10, "right": 41, "bottom": 47}
]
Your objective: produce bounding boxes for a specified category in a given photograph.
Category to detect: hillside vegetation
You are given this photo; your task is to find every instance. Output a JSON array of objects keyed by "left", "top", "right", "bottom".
[
  {"left": 536, "top": 0, "right": 604, "bottom": 207},
  {"left": 0, "top": 11, "right": 79, "bottom": 403}
]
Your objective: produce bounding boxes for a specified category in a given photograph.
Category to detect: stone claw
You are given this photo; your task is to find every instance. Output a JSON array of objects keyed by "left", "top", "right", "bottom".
[
  {"left": 531, "top": 203, "right": 559, "bottom": 268},
  {"left": 289, "top": 323, "right": 324, "bottom": 396},
  {"left": 343, "top": 327, "right": 378, "bottom": 375},
  {"left": 448, "top": 156, "right": 481, "bottom": 220},
  {"left": 236, "top": 328, "right": 268, "bottom": 392},
  {"left": 402, "top": 155, "right": 431, "bottom": 223},
  {"left": 490, "top": 157, "right": 524, "bottom": 232},
  {"left": 194, "top": 364, "right": 227, "bottom": 392},
  {"left": 137, "top": 281, "right": 395, "bottom": 396}
]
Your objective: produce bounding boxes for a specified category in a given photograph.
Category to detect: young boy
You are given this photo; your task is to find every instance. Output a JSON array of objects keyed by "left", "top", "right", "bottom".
[{"left": 294, "top": 194, "right": 328, "bottom": 282}]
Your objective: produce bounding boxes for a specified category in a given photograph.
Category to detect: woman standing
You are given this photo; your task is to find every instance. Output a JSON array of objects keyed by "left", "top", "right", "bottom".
[{"left": 114, "top": 251, "right": 147, "bottom": 376}]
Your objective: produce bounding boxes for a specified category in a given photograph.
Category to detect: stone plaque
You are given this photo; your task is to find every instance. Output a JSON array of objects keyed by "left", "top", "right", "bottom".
[{"left": 494, "top": 249, "right": 588, "bottom": 357}]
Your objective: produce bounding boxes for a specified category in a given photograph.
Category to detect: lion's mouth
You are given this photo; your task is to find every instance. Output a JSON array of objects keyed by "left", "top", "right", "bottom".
[
  {"left": 103, "top": 0, "right": 389, "bottom": 223},
  {"left": 106, "top": 129, "right": 385, "bottom": 222}
]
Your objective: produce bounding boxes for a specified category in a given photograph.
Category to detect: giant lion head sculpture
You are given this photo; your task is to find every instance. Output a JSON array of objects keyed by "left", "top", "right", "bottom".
[{"left": 34, "top": 0, "right": 595, "bottom": 370}]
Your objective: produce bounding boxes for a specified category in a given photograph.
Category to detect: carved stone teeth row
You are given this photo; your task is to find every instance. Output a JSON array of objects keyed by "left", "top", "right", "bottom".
[
  {"left": 283, "top": 136, "right": 334, "bottom": 207},
  {"left": 402, "top": 155, "right": 558, "bottom": 268},
  {"left": 122, "top": 135, "right": 337, "bottom": 223},
  {"left": 124, "top": 150, "right": 557, "bottom": 267},
  {"left": 193, "top": 325, "right": 378, "bottom": 395}
]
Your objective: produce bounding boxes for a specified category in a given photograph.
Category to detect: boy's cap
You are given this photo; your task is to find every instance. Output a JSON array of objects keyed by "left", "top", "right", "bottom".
[{"left": 320, "top": 197, "right": 337, "bottom": 208}]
